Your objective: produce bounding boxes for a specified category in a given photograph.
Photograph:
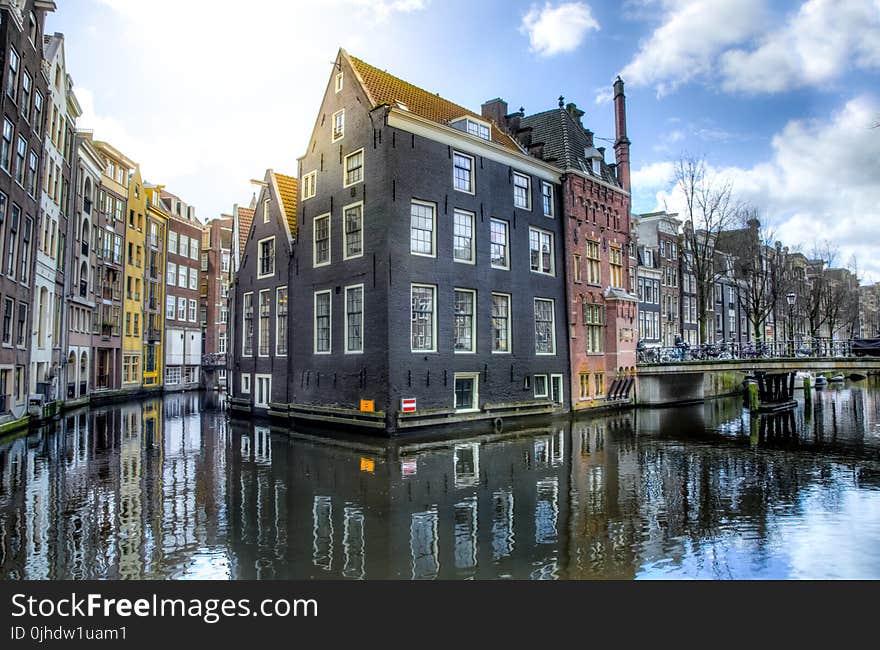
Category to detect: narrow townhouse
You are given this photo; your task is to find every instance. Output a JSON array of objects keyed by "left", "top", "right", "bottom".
[
  {"left": 0, "top": 0, "right": 55, "bottom": 428},
  {"left": 161, "top": 190, "right": 201, "bottom": 391},
  {"left": 122, "top": 166, "right": 145, "bottom": 392},
  {"left": 230, "top": 169, "right": 295, "bottom": 414},
  {"left": 142, "top": 183, "right": 168, "bottom": 391},
  {"left": 201, "top": 214, "right": 233, "bottom": 390}
]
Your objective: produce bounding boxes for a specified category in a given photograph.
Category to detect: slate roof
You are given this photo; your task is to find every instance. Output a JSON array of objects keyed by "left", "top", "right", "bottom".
[
  {"left": 347, "top": 53, "right": 522, "bottom": 154},
  {"left": 520, "top": 108, "right": 622, "bottom": 187},
  {"left": 273, "top": 172, "right": 298, "bottom": 238},
  {"left": 237, "top": 207, "right": 254, "bottom": 259}
]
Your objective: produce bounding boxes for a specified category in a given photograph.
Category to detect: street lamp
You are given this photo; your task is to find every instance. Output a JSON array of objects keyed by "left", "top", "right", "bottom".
[{"left": 786, "top": 292, "right": 796, "bottom": 356}]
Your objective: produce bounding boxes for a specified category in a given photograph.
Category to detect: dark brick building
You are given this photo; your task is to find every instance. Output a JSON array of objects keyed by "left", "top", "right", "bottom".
[
  {"left": 0, "top": 0, "right": 55, "bottom": 424},
  {"left": 200, "top": 214, "right": 232, "bottom": 389},
  {"left": 231, "top": 49, "right": 569, "bottom": 433}
]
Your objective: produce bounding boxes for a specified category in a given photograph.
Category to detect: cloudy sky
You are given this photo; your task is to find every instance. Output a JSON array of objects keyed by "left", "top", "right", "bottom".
[{"left": 49, "top": 0, "right": 880, "bottom": 278}]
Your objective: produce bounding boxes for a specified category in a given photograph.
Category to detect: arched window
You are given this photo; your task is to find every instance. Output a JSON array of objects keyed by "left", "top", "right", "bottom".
[
  {"left": 80, "top": 352, "right": 88, "bottom": 382},
  {"left": 81, "top": 218, "right": 90, "bottom": 255},
  {"left": 79, "top": 261, "right": 88, "bottom": 298}
]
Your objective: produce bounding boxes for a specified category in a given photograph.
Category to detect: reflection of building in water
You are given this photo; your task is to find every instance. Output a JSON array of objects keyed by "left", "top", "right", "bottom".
[{"left": 118, "top": 406, "right": 144, "bottom": 579}]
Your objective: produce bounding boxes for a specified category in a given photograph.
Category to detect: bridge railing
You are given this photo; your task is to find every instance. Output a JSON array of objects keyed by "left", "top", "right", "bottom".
[{"left": 637, "top": 338, "right": 853, "bottom": 364}]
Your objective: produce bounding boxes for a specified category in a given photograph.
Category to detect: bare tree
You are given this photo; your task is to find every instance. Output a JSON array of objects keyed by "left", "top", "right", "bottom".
[
  {"left": 675, "top": 155, "right": 740, "bottom": 343},
  {"left": 716, "top": 209, "right": 790, "bottom": 344},
  {"left": 805, "top": 241, "right": 837, "bottom": 341}
]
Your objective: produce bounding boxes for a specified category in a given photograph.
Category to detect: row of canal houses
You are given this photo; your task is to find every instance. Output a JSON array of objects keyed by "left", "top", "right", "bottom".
[
  {"left": 0, "top": 0, "right": 207, "bottom": 433},
  {"left": 231, "top": 49, "right": 638, "bottom": 433}
]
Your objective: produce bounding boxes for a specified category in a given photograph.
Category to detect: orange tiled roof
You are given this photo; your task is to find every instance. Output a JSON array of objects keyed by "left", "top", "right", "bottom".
[
  {"left": 273, "top": 172, "right": 298, "bottom": 238},
  {"left": 237, "top": 206, "right": 255, "bottom": 258},
  {"left": 348, "top": 55, "right": 522, "bottom": 154}
]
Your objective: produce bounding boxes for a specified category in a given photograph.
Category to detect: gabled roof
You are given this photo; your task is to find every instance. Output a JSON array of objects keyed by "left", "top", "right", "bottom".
[
  {"left": 520, "top": 108, "right": 621, "bottom": 187},
  {"left": 237, "top": 206, "right": 254, "bottom": 259},
  {"left": 273, "top": 172, "right": 298, "bottom": 238},
  {"left": 346, "top": 52, "right": 522, "bottom": 154}
]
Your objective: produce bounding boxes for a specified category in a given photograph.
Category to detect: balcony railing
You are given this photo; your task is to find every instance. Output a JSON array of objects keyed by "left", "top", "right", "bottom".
[
  {"left": 101, "top": 324, "right": 113, "bottom": 338},
  {"left": 147, "top": 327, "right": 161, "bottom": 341}
]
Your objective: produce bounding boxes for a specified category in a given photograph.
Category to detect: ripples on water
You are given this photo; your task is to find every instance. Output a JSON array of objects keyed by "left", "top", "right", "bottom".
[{"left": 1, "top": 381, "right": 879, "bottom": 580}]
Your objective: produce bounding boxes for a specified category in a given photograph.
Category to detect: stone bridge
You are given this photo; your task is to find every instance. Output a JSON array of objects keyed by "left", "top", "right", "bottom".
[{"left": 636, "top": 357, "right": 880, "bottom": 406}]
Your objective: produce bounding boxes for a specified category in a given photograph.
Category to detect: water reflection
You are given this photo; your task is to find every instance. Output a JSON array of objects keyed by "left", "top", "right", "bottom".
[{"left": 2, "top": 381, "right": 880, "bottom": 580}]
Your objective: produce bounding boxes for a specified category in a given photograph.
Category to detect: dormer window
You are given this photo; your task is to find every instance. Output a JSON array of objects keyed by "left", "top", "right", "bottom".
[
  {"left": 451, "top": 116, "right": 491, "bottom": 142},
  {"left": 592, "top": 158, "right": 601, "bottom": 175}
]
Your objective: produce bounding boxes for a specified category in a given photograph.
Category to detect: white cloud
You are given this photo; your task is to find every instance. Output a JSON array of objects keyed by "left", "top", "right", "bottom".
[
  {"left": 720, "top": 0, "right": 880, "bottom": 94},
  {"left": 618, "top": 0, "right": 880, "bottom": 97},
  {"left": 637, "top": 95, "right": 880, "bottom": 280},
  {"left": 76, "top": 0, "right": 429, "bottom": 221},
  {"left": 521, "top": 2, "right": 600, "bottom": 57},
  {"left": 619, "top": 0, "right": 766, "bottom": 97}
]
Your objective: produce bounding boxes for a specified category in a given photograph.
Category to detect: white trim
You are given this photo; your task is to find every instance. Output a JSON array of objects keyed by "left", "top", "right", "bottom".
[
  {"left": 452, "top": 151, "right": 475, "bottom": 195},
  {"left": 343, "top": 148, "right": 364, "bottom": 188},
  {"left": 313, "top": 289, "right": 332, "bottom": 355},
  {"left": 453, "top": 287, "right": 476, "bottom": 354},
  {"left": 332, "top": 109, "right": 345, "bottom": 143},
  {"left": 453, "top": 372, "right": 480, "bottom": 413},
  {"left": 242, "top": 291, "right": 253, "bottom": 357},
  {"left": 257, "top": 289, "right": 270, "bottom": 357},
  {"left": 529, "top": 226, "right": 555, "bottom": 276},
  {"left": 342, "top": 200, "right": 364, "bottom": 261},
  {"left": 410, "top": 283, "right": 437, "bottom": 353},
  {"left": 534, "top": 297, "right": 557, "bottom": 356},
  {"left": 254, "top": 373, "right": 271, "bottom": 408},
  {"left": 491, "top": 292, "right": 512, "bottom": 354},
  {"left": 550, "top": 374, "right": 564, "bottom": 405},
  {"left": 275, "top": 286, "right": 288, "bottom": 357},
  {"left": 313, "top": 213, "right": 331, "bottom": 267},
  {"left": 387, "top": 108, "right": 561, "bottom": 183},
  {"left": 541, "top": 181, "right": 554, "bottom": 218},
  {"left": 409, "top": 199, "right": 436, "bottom": 258},
  {"left": 344, "top": 283, "right": 364, "bottom": 355},
  {"left": 452, "top": 208, "right": 475, "bottom": 264},
  {"left": 533, "top": 374, "right": 548, "bottom": 398},
  {"left": 335, "top": 71, "right": 344, "bottom": 93},
  {"left": 241, "top": 372, "right": 251, "bottom": 394},
  {"left": 489, "top": 218, "right": 510, "bottom": 270},
  {"left": 513, "top": 171, "right": 532, "bottom": 211},
  {"left": 256, "top": 235, "right": 275, "bottom": 279},
  {"left": 302, "top": 170, "right": 317, "bottom": 200}
]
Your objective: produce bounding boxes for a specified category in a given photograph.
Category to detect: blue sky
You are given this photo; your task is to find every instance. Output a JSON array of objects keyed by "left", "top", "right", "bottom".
[{"left": 48, "top": 0, "right": 880, "bottom": 278}]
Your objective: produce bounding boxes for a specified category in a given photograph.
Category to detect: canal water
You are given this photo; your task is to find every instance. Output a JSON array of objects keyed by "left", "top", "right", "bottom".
[{"left": 1, "top": 381, "right": 879, "bottom": 580}]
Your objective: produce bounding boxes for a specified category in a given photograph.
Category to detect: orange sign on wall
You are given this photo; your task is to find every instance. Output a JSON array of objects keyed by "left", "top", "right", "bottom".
[
  {"left": 360, "top": 399, "right": 374, "bottom": 412},
  {"left": 360, "top": 457, "right": 375, "bottom": 473}
]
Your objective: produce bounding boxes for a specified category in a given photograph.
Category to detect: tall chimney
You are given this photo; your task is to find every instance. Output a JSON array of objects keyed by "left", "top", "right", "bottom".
[
  {"left": 613, "top": 76, "right": 631, "bottom": 193},
  {"left": 481, "top": 98, "right": 508, "bottom": 131}
]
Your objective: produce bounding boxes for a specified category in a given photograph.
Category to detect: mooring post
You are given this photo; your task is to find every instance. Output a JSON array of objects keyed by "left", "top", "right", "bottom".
[
  {"left": 748, "top": 382, "right": 759, "bottom": 411},
  {"left": 803, "top": 375, "right": 812, "bottom": 405}
]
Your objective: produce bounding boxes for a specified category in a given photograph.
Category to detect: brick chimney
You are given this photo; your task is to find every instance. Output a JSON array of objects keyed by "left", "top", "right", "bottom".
[
  {"left": 613, "top": 76, "right": 631, "bottom": 193},
  {"left": 481, "top": 98, "right": 508, "bottom": 130}
]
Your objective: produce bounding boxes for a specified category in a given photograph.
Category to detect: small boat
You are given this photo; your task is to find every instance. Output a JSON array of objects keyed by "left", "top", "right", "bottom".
[
  {"left": 829, "top": 374, "right": 845, "bottom": 383},
  {"left": 848, "top": 373, "right": 868, "bottom": 381},
  {"left": 814, "top": 376, "right": 828, "bottom": 387}
]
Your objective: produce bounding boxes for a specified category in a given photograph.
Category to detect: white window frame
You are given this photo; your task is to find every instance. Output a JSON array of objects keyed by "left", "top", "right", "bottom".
[
  {"left": 410, "top": 200, "right": 436, "bottom": 258},
  {"left": 453, "top": 372, "right": 480, "bottom": 413},
  {"left": 490, "top": 218, "right": 509, "bottom": 270},
  {"left": 410, "top": 283, "right": 437, "bottom": 353},
  {"left": 513, "top": 172, "right": 531, "bottom": 210},
  {"left": 276, "top": 286, "right": 288, "bottom": 357},
  {"left": 342, "top": 200, "right": 363, "bottom": 260},
  {"left": 302, "top": 170, "right": 317, "bottom": 200},
  {"left": 165, "top": 295, "right": 175, "bottom": 321},
  {"left": 452, "top": 151, "right": 475, "bottom": 194},
  {"left": 313, "top": 214, "right": 331, "bottom": 267},
  {"left": 534, "top": 297, "right": 556, "bottom": 355},
  {"left": 452, "top": 208, "right": 475, "bottom": 264},
  {"left": 242, "top": 292, "right": 253, "bottom": 357},
  {"left": 335, "top": 71, "right": 344, "bottom": 93},
  {"left": 188, "top": 298, "right": 197, "bottom": 323},
  {"left": 189, "top": 267, "right": 198, "bottom": 290},
  {"left": 166, "top": 261, "right": 176, "bottom": 286},
  {"left": 343, "top": 148, "right": 364, "bottom": 188},
  {"left": 344, "top": 283, "right": 364, "bottom": 355},
  {"left": 257, "top": 235, "right": 275, "bottom": 279},
  {"left": 491, "top": 292, "right": 511, "bottom": 354},
  {"left": 541, "top": 181, "right": 554, "bottom": 217},
  {"left": 241, "top": 373, "right": 251, "bottom": 394},
  {"left": 254, "top": 373, "right": 271, "bottom": 408},
  {"left": 550, "top": 374, "right": 564, "bottom": 404},
  {"left": 534, "top": 374, "right": 549, "bottom": 398},
  {"left": 453, "top": 288, "right": 476, "bottom": 354},
  {"left": 177, "top": 296, "right": 187, "bottom": 321},
  {"left": 313, "top": 289, "right": 332, "bottom": 355},
  {"left": 332, "top": 109, "right": 345, "bottom": 142},
  {"left": 529, "top": 227, "right": 555, "bottom": 276}
]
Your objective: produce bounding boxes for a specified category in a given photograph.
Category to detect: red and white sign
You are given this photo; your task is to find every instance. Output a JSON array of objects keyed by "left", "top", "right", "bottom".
[
  {"left": 401, "top": 398, "right": 417, "bottom": 413},
  {"left": 401, "top": 459, "right": 418, "bottom": 477}
]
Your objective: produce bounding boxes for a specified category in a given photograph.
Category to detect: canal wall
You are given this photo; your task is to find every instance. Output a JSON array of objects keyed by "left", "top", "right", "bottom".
[{"left": 635, "top": 370, "right": 745, "bottom": 407}]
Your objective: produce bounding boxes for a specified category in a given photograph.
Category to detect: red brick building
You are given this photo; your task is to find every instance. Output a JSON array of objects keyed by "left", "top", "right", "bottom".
[
  {"left": 201, "top": 215, "right": 232, "bottom": 389},
  {"left": 514, "top": 77, "right": 637, "bottom": 409}
]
